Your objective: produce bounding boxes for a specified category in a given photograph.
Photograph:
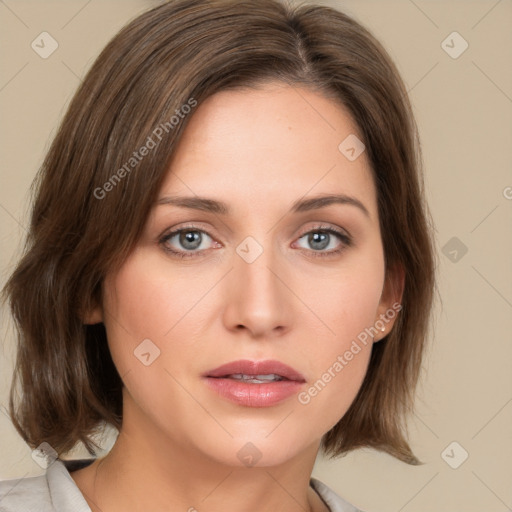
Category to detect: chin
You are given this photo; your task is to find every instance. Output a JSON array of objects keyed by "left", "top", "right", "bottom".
[{"left": 189, "top": 425, "right": 317, "bottom": 469}]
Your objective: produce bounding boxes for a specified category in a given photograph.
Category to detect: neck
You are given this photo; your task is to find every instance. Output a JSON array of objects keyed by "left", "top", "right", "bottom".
[{"left": 72, "top": 396, "right": 328, "bottom": 512}]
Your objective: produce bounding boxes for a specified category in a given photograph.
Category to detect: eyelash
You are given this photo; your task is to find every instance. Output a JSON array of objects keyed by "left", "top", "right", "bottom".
[{"left": 159, "top": 223, "right": 352, "bottom": 260}]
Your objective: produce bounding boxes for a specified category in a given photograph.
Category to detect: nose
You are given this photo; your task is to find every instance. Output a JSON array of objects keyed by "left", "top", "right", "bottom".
[{"left": 222, "top": 240, "right": 293, "bottom": 339}]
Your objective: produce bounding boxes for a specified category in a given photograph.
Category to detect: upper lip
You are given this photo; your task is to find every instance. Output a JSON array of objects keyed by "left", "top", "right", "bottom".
[{"left": 204, "top": 359, "right": 306, "bottom": 382}]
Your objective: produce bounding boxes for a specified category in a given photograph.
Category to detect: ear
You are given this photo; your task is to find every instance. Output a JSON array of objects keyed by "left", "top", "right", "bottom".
[
  {"left": 373, "top": 262, "right": 404, "bottom": 342},
  {"left": 81, "top": 301, "right": 104, "bottom": 325}
]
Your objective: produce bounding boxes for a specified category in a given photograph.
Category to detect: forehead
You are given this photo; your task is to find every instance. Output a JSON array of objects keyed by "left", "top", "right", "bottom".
[{"left": 160, "top": 82, "right": 377, "bottom": 220}]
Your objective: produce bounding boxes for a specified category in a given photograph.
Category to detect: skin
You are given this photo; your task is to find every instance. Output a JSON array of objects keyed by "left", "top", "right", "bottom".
[{"left": 73, "top": 82, "right": 403, "bottom": 512}]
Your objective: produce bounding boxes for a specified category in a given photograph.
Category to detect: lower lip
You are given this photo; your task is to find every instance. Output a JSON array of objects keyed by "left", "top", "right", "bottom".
[{"left": 204, "top": 377, "right": 304, "bottom": 407}]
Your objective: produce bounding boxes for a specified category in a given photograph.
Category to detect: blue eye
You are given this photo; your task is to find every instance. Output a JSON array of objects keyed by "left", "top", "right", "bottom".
[
  {"left": 159, "top": 224, "right": 352, "bottom": 259},
  {"left": 294, "top": 226, "right": 352, "bottom": 258},
  {"left": 160, "top": 227, "right": 215, "bottom": 258}
]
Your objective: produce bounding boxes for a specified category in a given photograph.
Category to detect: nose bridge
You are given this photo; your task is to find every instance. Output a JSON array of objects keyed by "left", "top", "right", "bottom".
[{"left": 224, "top": 234, "right": 291, "bottom": 336}]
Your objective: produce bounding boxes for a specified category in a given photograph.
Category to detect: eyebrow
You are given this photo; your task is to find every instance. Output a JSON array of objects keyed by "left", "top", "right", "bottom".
[{"left": 156, "top": 193, "right": 370, "bottom": 217}]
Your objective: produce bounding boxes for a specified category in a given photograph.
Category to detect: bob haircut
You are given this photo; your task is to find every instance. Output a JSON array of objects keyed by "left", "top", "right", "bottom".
[{"left": 3, "top": 0, "right": 435, "bottom": 465}]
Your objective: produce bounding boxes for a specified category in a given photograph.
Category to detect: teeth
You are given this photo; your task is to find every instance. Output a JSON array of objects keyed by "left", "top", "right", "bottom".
[{"left": 228, "top": 373, "right": 284, "bottom": 383}]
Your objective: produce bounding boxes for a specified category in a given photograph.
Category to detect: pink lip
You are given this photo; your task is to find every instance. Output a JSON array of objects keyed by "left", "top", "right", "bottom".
[{"left": 203, "top": 359, "right": 306, "bottom": 408}]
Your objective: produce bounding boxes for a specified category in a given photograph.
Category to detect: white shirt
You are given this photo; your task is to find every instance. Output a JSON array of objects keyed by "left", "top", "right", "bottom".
[{"left": 0, "top": 459, "right": 363, "bottom": 512}]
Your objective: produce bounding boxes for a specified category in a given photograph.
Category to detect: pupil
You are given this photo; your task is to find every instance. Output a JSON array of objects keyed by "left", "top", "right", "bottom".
[
  {"left": 310, "top": 232, "right": 329, "bottom": 250},
  {"left": 180, "top": 231, "right": 201, "bottom": 250}
]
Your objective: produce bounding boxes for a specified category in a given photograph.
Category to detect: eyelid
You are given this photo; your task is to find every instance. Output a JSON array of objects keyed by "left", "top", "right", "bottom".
[
  {"left": 158, "top": 222, "right": 352, "bottom": 258},
  {"left": 158, "top": 223, "right": 220, "bottom": 257},
  {"left": 292, "top": 223, "right": 352, "bottom": 258},
  {"left": 296, "top": 222, "right": 352, "bottom": 242},
  {"left": 160, "top": 222, "right": 215, "bottom": 238},
  {"left": 160, "top": 221, "right": 351, "bottom": 242}
]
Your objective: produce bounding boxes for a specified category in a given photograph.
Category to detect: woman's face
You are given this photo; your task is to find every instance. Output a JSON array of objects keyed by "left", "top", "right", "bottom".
[{"left": 96, "top": 82, "right": 401, "bottom": 467}]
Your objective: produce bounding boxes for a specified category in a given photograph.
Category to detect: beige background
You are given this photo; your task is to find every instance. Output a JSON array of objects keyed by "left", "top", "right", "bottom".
[{"left": 1, "top": 1, "right": 511, "bottom": 511}]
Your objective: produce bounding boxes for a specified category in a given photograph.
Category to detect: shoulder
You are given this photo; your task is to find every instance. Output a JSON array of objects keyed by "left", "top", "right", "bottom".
[
  {"left": 0, "top": 470, "right": 54, "bottom": 512},
  {"left": 310, "top": 477, "right": 366, "bottom": 512},
  {"left": 0, "top": 459, "right": 92, "bottom": 512}
]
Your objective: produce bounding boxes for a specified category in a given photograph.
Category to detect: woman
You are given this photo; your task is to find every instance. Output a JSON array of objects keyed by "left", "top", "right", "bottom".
[{"left": 0, "top": 0, "right": 435, "bottom": 510}]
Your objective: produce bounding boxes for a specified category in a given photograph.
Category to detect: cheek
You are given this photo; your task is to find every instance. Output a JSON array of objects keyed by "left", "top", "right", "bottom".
[
  {"left": 104, "top": 247, "right": 223, "bottom": 331},
  {"left": 296, "top": 343, "right": 372, "bottom": 438},
  {"left": 100, "top": 248, "right": 204, "bottom": 376},
  {"left": 300, "top": 254, "right": 385, "bottom": 352},
  {"left": 100, "top": 239, "right": 386, "bottom": 444},
  {"left": 294, "top": 257, "right": 384, "bottom": 427},
  {"left": 296, "top": 297, "right": 376, "bottom": 435},
  {"left": 100, "top": 251, "right": 207, "bottom": 435}
]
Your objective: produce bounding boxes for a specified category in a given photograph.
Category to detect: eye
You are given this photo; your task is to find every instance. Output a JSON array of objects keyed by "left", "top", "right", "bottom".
[
  {"left": 293, "top": 225, "right": 352, "bottom": 258},
  {"left": 159, "top": 226, "right": 218, "bottom": 259},
  {"left": 159, "top": 223, "right": 352, "bottom": 260}
]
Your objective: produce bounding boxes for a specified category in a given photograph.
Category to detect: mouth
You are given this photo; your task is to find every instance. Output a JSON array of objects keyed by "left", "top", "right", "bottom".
[
  {"left": 217, "top": 373, "right": 290, "bottom": 383},
  {"left": 205, "top": 359, "right": 306, "bottom": 382},
  {"left": 203, "top": 359, "right": 306, "bottom": 407}
]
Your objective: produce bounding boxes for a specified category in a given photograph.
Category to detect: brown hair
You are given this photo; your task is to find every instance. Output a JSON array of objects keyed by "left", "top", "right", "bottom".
[{"left": 2, "top": 0, "right": 435, "bottom": 464}]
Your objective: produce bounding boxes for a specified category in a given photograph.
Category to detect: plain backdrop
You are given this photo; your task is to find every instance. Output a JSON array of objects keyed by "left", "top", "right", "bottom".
[{"left": 0, "top": 1, "right": 511, "bottom": 511}]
